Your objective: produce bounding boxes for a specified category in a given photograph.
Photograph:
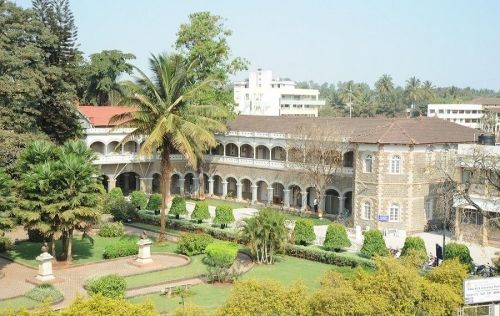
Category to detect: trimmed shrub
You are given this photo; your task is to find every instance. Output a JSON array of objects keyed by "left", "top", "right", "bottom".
[
  {"left": 214, "top": 205, "right": 235, "bottom": 229},
  {"left": 169, "top": 196, "right": 187, "bottom": 219},
  {"left": 130, "top": 190, "right": 148, "bottom": 210},
  {"left": 102, "top": 235, "right": 138, "bottom": 259},
  {"left": 191, "top": 201, "right": 210, "bottom": 223},
  {"left": 98, "top": 222, "right": 124, "bottom": 237},
  {"left": 0, "top": 236, "right": 13, "bottom": 252},
  {"left": 85, "top": 274, "right": 126, "bottom": 298},
  {"left": 147, "top": 193, "right": 162, "bottom": 211},
  {"left": 60, "top": 295, "right": 158, "bottom": 315},
  {"left": 110, "top": 200, "right": 137, "bottom": 222},
  {"left": 401, "top": 236, "right": 426, "bottom": 256},
  {"left": 293, "top": 219, "right": 316, "bottom": 245},
  {"left": 176, "top": 232, "right": 214, "bottom": 256},
  {"left": 323, "top": 224, "right": 351, "bottom": 251},
  {"left": 203, "top": 241, "right": 239, "bottom": 283},
  {"left": 25, "top": 283, "right": 63, "bottom": 303},
  {"left": 361, "top": 230, "right": 388, "bottom": 258},
  {"left": 284, "top": 244, "right": 375, "bottom": 269},
  {"left": 444, "top": 243, "right": 473, "bottom": 270},
  {"left": 109, "top": 187, "right": 124, "bottom": 201},
  {"left": 172, "top": 304, "right": 207, "bottom": 316}
]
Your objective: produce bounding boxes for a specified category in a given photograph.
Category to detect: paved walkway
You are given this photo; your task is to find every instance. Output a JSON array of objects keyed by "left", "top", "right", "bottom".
[{"left": 0, "top": 254, "right": 188, "bottom": 309}]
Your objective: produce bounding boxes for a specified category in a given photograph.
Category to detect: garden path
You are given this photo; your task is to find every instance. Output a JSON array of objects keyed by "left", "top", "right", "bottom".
[{"left": 0, "top": 254, "right": 188, "bottom": 309}]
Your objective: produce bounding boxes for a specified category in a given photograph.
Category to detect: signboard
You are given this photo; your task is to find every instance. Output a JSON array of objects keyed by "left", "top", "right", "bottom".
[
  {"left": 464, "top": 277, "right": 500, "bottom": 305},
  {"left": 378, "top": 215, "right": 389, "bottom": 222}
]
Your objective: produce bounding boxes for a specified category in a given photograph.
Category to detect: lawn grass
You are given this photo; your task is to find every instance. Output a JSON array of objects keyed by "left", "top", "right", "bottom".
[
  {"left": 6, "top": 235, "right": 177, "bottom": 267},
  {"left": 128, "top": 284, "right": 231, "bottom": 313},
  {"left": 282, "top": 213, "right": 333, "bottom": 226},
  {"left": 126, "top": 222, "right": 181, "bottom": 235},
  {"left": 125, "top": 255, "right": 206, "bottom": 289},
  {"left": 0, "top": 296, "right": 40, "bottom": 312},
  {"left": 128, "top": 254, "right": 358, "bottom": 313}
]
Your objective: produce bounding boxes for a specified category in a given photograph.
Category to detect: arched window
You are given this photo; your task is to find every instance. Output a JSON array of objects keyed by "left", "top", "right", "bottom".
[
  {"left": 363, "top": 202, "right": 371, "bottom": 220},
  {"left": 364, "top": 155, "right": 373, "bottom": 173},
  {"left": 389, "top": 204, "right": 400, "bottom": 222},
  {"left": 390, "top": 155, "right": 401, "bottom": 174}
]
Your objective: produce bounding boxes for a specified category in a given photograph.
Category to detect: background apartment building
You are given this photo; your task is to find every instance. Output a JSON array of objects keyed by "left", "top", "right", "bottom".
[
  {"left": 427, "top": 97, "right": 500, "bottom": 133},
  {"left": 233, "top": 69, "right": 324, "bottom": 117}
]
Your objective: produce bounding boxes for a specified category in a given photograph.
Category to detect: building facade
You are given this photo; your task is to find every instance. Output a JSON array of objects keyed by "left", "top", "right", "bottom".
[
  {"left": 233, "top": 70, "right": 324, "bottom": 117},
  {"left": 80, "top": 107, "right": 482, "bottom": 235}
]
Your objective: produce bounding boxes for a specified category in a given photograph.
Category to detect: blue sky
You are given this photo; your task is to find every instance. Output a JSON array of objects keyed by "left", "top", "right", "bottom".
[{"left": 14, "top": 0, "right": 500, "bottom": 89}]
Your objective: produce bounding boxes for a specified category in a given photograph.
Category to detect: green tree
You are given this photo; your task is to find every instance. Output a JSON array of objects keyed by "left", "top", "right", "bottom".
[
  {"left": 405, "top": 76, "right": 422, "bottom": 114},
  {"left": 0, "top": 168, "right": 15, "bottom": 234},
  {"left": 130, "top": 190, "right": 148, "bottom": 210},
  {"left": 0, "top": 130, "right": 49, "bottom": 176},
  {"left": 191, "top": 201, "right": 210, "bottom": 223},
  {"left": 31, "top": 0, "right": 83, "bottom": 143},
  {"left": 80, "top": 50, "right": 136, "bottom": 105},
  {"left": 360, "top": 229, "right": 388, "bottom": 257},
  {"left": 375, "top": 74, "right": 394, "bottom": 97},
  {"left": 0, "top": 1, "right": 48, "bottom": 133},
  {"left": 18, "top": 140, "right": 102, "bottom": 261},
  {"left": 111, "top": 53, "right": 227, "bottom": 241},
  {"left": 213, "top": 205, "right": 234, "bottom": 229},
  {"left": 169, "top": 196, "right": 187, "bottom": 219},
  {"left": 241, "top": 208, "right": 288, "bottom": 264}
]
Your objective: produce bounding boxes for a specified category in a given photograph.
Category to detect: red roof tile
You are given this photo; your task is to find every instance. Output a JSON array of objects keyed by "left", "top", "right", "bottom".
[{"left": 78, "top": 106, "right": 136, "bottom": 127}]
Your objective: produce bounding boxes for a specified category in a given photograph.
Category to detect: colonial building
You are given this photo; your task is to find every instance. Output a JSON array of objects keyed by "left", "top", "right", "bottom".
[{"left": 78, "top": 106, "right": 480, "bottom": 235}]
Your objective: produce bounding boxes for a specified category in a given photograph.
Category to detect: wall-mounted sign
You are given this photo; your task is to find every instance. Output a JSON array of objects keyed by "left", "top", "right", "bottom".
[
  {"left": 378, "top": 215, "right": 389, "bottom": 222},
  {"left": 464, "top": 277, "right": 500, "bottom": 305}
]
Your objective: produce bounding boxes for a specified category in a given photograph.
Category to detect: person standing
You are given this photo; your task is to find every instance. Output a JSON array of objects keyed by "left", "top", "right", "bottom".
[{"left": 313, "top": 197, "right": 318, "bottom": 212}]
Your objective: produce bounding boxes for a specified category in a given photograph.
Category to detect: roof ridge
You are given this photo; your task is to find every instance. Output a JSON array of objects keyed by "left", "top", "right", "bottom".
[
  {"left": 394, "top": 120, "right": 416, "bottom": 144},
  {"left": 376, "top": 120, "right": 397, "bottom": 143}
]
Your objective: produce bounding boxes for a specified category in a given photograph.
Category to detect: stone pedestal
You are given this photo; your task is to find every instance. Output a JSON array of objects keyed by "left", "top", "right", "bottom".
[
  {"left": 136, "top": 238, "right": 153, "bottom": 264},
  {"left": 36, "top": 248, "right": 54, "bottom": 282}
]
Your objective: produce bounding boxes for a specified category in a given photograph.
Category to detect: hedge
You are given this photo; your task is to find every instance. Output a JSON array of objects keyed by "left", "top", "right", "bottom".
[
  {"left": 25, "top": 283, "right": 63, "bottom": 303},
  {"left": 293, "top": 219, "right": 316, "bottom": 245},
  {"left": 214, "top": 205, "right": 235, "bottom": 229},
  {"left": 85, "top": 274, "right": 126, "bottom": 298},
  {"left": 323, "top": 223, "right": 351, "bottom": 251},
  {"left": 98, "top": 222, "right": 124, "bottom": 237},
  {"left": 177, "top": 232, "right": 214, "bottom": 256},
  {"left": 285, "top": 244, "right": 375, "bottom": 269},
  {"left": 147, "top": 193, "right": 162, "bottom": 211},
  {"left": 401, "top": 236, "right": 426, "bottom": 256},
  {"left": 191, "top": 201, "right": 211, "bottom": 223},
  {"left": 444, "top": 243, "right": 474, "bottom": 270},
  {"left": 135, "top": 210, "right": 375, "bottom": 269},
  {"left": 130, "top": 190, "right": 148, "bottom": 210},
  {"left": 102, "top": 235, "right": 138, "bottom": 259},
  {"left": 204, "top": 241, "right": 239, "bottom": 268},
  {"left": 170, "top": 196, "right": 187, "bottom": 219},
  {"left": 0, "top": 236, "right": 13, "bottom": 252},
  {"left": 360, "top": 230, "right": 389, "bottom": 258}
]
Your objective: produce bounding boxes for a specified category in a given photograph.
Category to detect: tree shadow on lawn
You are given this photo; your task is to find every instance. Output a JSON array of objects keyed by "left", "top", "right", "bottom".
[{"left": 7, "top": 238, "right": 94, "bottom": 264}]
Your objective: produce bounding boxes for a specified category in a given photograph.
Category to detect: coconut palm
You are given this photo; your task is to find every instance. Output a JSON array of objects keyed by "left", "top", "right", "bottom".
[
  {"left": 405, "top": 76, "right": 422, "bottom": 110},
  {"left": 111, "top": 53, "right": 227, "bottom": 241},
  {"left": 375, "top": 74, "right": 394, "bottom": 97}
]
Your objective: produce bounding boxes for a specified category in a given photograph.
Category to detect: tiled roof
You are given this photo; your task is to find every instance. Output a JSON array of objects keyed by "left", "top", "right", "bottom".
[
  {"left": 78, "top": 106, "right": 136, "bottom": 127},
  {"left": 227, "top": 115, "right": 479, "bottom": 145},
  {"left": 485, "top": 106, "right": 500, "bottom": 113},
  {"left": 468, "top": 97, "right": 500, "bottom": 105}
]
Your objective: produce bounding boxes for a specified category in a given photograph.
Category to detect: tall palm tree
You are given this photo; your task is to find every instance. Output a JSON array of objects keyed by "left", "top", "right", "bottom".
[
  {"left": 405, "top": 76, "right": 422, "bottom": 110},
  {"left": 375, "top": 74, "right": 394, "bottom": 97},
  {"left": 111, "top": 54, "right": 227, "bottom": 241}
]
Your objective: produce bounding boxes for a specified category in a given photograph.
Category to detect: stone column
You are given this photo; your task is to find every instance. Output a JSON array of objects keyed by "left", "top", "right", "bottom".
[
  {"left": 267, "top": 186, "right": 274, "bottom": 204},
  {"left": 108, "top": 178, "right": 116, "bottom": 190},
  {"left": 301, "top": 191, "right": 308, "bottom": 211},
  {"left": 283, "top": 189, "right": 290, "bottom": 208},
  {"left": 338, "top": 196, "right": 345, "bottom": 215},
  {"left": 136, "top": 231, "right": 153, "bottom": 264},
  {"left": 208, "top": 177, "right": 214, "bottom": 196},
  {"left": 36, "top": 243, "right": 54, "bottom": 282},
  {"left": 320, "top": 195, "right": 326, "bottom": 213},
  {"left": 251, "top": 184, "right": 258, "bottom": 204},
  {"left": 192, "top": 176, "right": 199, "bottom": 195},
  {"left": 140, "top": 177, "right": 153, "bottom": 194},
  {"left": 135, "top": 175, "right": 140, "bottom": 192},
  {"left": 178, "top": 177, "right": 185, "bottom": 196},
  {"left": 222, "top": 180, "right": 228, "bottom": 198},
  {"left": 236, "top": 182, "right": 243, "bottom": 201}
]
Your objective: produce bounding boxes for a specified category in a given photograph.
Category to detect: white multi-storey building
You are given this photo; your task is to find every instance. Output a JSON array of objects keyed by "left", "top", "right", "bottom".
[
  {"left": 233, "top": 69, "right": 324, "bottom": 117},
  {"left": 428, "top": 98, "right": 500, "bottom": 132},
  {"left": 427, "top": 104, "right": 484, "bottom": 129}
]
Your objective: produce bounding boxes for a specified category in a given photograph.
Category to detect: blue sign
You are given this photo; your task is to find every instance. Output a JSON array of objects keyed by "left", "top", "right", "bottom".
[{"left": 378, "top": 215, "right": 389, "bottom": 222}]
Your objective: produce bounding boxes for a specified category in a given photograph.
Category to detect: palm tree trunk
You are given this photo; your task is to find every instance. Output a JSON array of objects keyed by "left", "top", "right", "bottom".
[
  {"left": 197, "top": 163, "right": 205, "bottom": 199},
  {"left": 159, "top": 143, "right": 172, "bottom": 242},
  {"left": 66, "top": 229, "right": 73, "bottom": 263}
]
